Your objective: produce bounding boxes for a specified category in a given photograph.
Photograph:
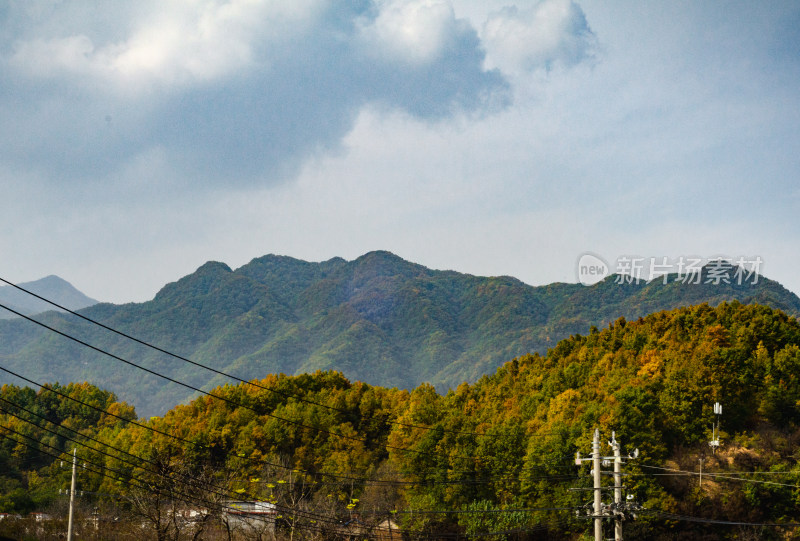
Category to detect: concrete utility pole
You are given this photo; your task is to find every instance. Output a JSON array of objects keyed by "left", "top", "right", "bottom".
[
  {"left": 610, "top": 432, "right": 623, "bottom": 541},
  {"left": 592, "top": 428, "right": 602, "bottom": 541},
  {"left": 67, "top": 448, "right": 77, "bottom": 541},
  {"left": 575, "top": 430, "right": 639, "bottom": 541}
]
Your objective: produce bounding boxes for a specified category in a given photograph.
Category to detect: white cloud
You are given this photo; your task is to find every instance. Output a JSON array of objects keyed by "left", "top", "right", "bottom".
[
  {"left": 8, "top": 0, "right": 328, "bottom": 91},
  {"left": 109, "top": 0, "right": 329, "bottom": 87},
  {"left": 482, "top": 0, "right": 597, "bottom": 76},
  {"left": 0, "top": 0, "right": 508, "bottom": 187},
  {"left": 10, "top": 35, "right": 98, "bottom": 78},
  {"left": 358, "top": 0, "right": 463, "bottom": 65},
  {"left": 0, "top": 0, "right": 601, "bottom": 191}
]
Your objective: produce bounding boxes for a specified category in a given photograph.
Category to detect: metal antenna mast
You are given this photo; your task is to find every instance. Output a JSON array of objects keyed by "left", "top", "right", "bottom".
[{"left": 709, "top": 402, "right": 723, "bottom": 452}]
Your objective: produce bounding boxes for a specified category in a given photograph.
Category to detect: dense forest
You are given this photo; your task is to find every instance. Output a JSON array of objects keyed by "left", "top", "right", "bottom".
[
  {"left": 1, "top": 251, "right": 798, "bottom": 416},
  {"left": 2, "top": 301, "right": 800, "bottom": 539}
]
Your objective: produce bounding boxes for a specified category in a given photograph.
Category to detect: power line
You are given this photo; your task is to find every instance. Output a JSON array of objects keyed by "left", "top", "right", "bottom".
[
  {"left": 0, "top": 364, "right": 357, "bottom": 482},
  {"left": 638, "top": 464, "right": 800, "bottom": 489},
  {"left": 0, "top": 395, "right": 578, "bottom": 500},
  {"left": 0, "top": 421, "right": 389, "bottom": 537},
  {"left": 0, "top": 283, "right": 626, "bottom": 537},
  {"left": 243, "top": 473, "right": 580, "bottom": 488},
  {"left": 385, "top": 506, "right": 580, "bottom": 515},
  {"left": 0, "top": 276, "right": 531, "bottom": 440},
  {"left": 0, "top": 363, "right": 575, "bottom": 488},
  {"left": 0, "top": 301, "right": 529, "bottom": 468},
  {"left": 0, "top": 398, "right": 267, "bottom": 507},
  {"left": 0, "top": 408, "right": 265, "bottom": 510},
  {"left": 0, "top": 429, "right": 337, "bottom": 536},
  {"left": 639, "top": 508, "right": 800, "bottom": 528},
  {"left": 0, "top": 393, "right": 588, "bottom": 538},
  {"left": 0, "top": 428, "right": 578, "bottom": 540}
]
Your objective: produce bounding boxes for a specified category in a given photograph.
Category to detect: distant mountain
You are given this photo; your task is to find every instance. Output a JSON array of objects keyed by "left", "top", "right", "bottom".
[
  {"left": 0, "top": 275, "right": 99, "bottom": 319},
  {"left": 0, "top": 251, "right": 797, "bottom": 416}
]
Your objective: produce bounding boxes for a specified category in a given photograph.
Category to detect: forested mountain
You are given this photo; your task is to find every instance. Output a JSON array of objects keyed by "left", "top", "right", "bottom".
[
  {"left": 0, "top": 275, "right": 98, "bottom": 320},
  {"left": 0, "top": 251, "right": 797, "bottom": 416},
  {"left": 2, "top": 302, "right": 800, "bottom": 540}
]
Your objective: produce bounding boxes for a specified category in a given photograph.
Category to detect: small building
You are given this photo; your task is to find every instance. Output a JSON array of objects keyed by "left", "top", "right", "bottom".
[{"left": 223, "top": 500, "right": 277, "bottom": 535}]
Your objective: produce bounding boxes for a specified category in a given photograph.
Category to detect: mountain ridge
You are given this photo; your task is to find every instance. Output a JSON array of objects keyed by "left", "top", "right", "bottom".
[{"left": 0, "top": 251, "right": 797, "bottom": 416}]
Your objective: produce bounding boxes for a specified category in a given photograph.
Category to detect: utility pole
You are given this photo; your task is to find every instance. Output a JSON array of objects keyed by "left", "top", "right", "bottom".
[
  {"left": 575, "top": 430, "right": 640, "bottom": 541},
  {"left": 67, "top": 448, "right": 77, "bottom": 541},
  {"left": 698, "top": 456, "right": 704, "bottom": 488},
  {"left": 575, "top": 429, "right": 606, "bottom": 541},
  {"left": 592, "top": 429, "right": 602, "bottom": 541},
  {"left": 610, "top": 432, "right": 622, "bottom": 541}
]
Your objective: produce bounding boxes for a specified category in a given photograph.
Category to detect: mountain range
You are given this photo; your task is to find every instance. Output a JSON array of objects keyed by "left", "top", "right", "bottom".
[{"left": 0, "top": 251, "right": 797, "bottom": 416}]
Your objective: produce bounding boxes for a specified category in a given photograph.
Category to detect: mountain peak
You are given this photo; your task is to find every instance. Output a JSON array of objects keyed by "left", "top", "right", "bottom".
[
  {"left": 355, "top": 250, "right": 404, "bottom": 262},
  {"left": 0, "top": 275, "right": 98, "bottom": 319},
  {"left": 350, "top": 251, "right": 429, "bottom": 279},
  {"left": 196, "top": 261, "right": 233, "bottom": 275},
  {"left": 153, "top": 261, "right": 234, "bottom": 302}
]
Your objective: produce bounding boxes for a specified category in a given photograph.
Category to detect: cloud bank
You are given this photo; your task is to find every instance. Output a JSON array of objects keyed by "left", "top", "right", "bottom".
[
  {"left": 0, "top": 0, "right": 597, "bottom": 189},
  {"left": 1, "top": 1, "right": 490, "bottom": 187}
]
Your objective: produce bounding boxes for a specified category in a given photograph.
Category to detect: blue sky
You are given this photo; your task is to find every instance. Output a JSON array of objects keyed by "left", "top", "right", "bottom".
[{"left": 2, "top": 0, "right": 799, "bottom": 303}]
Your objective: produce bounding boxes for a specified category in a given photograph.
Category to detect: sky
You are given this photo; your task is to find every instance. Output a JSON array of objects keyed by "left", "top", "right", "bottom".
[{"left": 2, "top": 0, "right": 799, "bottom": 304}]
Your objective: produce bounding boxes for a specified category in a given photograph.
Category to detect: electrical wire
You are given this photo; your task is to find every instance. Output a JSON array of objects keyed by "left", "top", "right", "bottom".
[
  {"left": 639, "top": 508, "right": 800, "bottom": 528},
  {"left": 639, "top": 464, "right": 800, "bottom": 489},
  {"left": 0, "top": 363, "right": 580, "bottom": 491},
  {"left": 386, "top": 506, "right": 580, "bottom": 515},
  {"left": 0, "top": 308, "right": 582, "bottom": 488},
  {"left": 0, "top": 282, "right": 636, "bottom": 537},
  {"left": 0, "top": 300, "right": 539, "bottom": 469},
  {"left": 0, "top": 381, "right": 591, "bottom": 537},
  {"left": 242, "top": 474, "right": 581, "bottom": 488},
  {"left": 0, "top": 426, "right": 368, "bottom": 536},
  {"left": 0, "top": 276, "right": 549, "bottom": 440},
  {"left": 0, "top": 396, "right": 579, "bottom": 531},
  {"left": 0, "top": 428, "right": 579, "bottom": 540},
  {"left": 0, "top": 364, "right": 368, "bottom": 483}
]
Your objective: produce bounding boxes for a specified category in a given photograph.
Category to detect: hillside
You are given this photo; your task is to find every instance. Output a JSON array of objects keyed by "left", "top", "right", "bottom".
[
  {"left": 0, "top": 275, "right": 99, "bottom": 319},
  {"left": 2, "top": 302, "right": 800, "bottom": 539},
  {"left": 386, "top": 301, "right": 800, "bottom": 538},
  {"left": 0, "top": 251, "right": 798, "bottom": 416}
]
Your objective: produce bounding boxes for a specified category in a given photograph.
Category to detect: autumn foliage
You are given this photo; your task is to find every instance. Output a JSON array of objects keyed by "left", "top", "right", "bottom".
[{"left": 2, "top": 302, "right": 800, "bottom": 539}]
